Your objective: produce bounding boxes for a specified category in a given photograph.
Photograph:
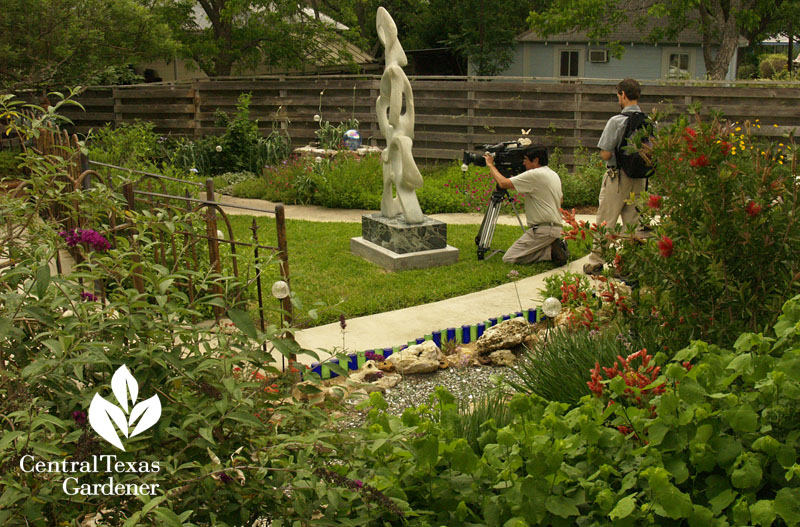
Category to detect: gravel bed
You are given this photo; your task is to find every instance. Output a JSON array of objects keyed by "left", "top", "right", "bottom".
[{"left": 333, "top": 364, "right": 524, "bottom": 430}]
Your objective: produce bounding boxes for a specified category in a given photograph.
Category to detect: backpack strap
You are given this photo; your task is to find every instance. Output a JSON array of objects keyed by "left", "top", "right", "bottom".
[{"left": 614, "top": 113, "right": 633, "bottom": 167}]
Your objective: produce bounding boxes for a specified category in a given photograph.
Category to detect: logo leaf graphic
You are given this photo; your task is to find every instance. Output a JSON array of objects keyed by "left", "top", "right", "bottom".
[
  {"left": 111, "top": 365, "right": 138, "bottom": 413},
  {"left": 88, "top": 393, "right": 128, "bottom": 451},
  {"left": 128, "top": 395, "right": 161, "bottom": 437}
]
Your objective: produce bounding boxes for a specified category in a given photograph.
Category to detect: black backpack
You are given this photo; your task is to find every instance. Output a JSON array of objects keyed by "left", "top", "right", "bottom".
[{"left": 615, "top": 111, "right": 654, "bottom": 179}]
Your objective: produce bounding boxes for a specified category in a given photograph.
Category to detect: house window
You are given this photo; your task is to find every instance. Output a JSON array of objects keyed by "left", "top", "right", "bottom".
[
  {"left": 662, "top": 48, "right": 694, "bottom": 79},
  {"left": 668, "top": 53, "right": 690, "bottom": 79},
  {"left": 560, "top": 50, "right": 580, "bottom": 77}
]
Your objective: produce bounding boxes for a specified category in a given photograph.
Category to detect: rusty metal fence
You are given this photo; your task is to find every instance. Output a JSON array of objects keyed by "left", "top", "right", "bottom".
[{"left": 28, "top": 126, "right": 293, "bottom": 333}]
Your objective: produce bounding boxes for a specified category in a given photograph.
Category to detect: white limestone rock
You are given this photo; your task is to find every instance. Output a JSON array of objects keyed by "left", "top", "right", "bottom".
[
  {"left": 488, "top": 349, "right": 516, "bottom": 367},
  {"left": 476, "top": 318, "right": 535, "bottom": 354},
  {"left": 385, "top": 340, "right": 445, "bottom": 374}
]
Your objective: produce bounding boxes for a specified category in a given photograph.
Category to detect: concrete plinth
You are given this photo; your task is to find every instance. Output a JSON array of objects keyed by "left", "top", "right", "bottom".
[{"left": 351, "top": 236, "right": 459, "bottom": 271}]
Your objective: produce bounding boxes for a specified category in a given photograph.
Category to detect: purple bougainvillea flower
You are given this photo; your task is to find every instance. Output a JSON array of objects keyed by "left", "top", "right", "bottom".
[{"left": 80, "top": 292, "right": 98, "bottom": 302}]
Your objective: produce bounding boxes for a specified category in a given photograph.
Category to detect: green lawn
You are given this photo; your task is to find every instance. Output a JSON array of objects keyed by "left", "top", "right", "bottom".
[{"left": 221, "top": 216, "right": 589, "bottom": 327}]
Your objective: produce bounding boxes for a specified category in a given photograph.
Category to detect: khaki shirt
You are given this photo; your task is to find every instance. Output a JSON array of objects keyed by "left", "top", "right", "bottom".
[{"left": 509, "top": 166, "right": 563, "bottom": 228}]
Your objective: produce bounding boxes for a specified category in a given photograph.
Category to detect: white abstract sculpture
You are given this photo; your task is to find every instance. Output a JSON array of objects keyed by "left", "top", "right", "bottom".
[{"left": 376, "top": 7, "right": 424, "bottom": 224}]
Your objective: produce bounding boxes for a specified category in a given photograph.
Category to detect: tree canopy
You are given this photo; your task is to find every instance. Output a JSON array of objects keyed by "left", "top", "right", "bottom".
[
  {"left": 157, "top": 0, "right": 356, "bottom": 77},
  {"left": 313, "top": 0, "right": 541, "bottom": 75},
  {"left": 527, "top": 0, "right": 800, "bottom": 80},
  {"left": 0, "top": 0, "right": 175, "bottom": 92}
]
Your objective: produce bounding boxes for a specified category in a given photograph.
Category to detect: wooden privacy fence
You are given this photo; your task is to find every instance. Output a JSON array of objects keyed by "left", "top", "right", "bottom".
[
  {"left": 28, "top": 127, "right": 293, "bottom": 331},
  {"left": 63, "top": 76, "right": 800, "bottom": 170}
]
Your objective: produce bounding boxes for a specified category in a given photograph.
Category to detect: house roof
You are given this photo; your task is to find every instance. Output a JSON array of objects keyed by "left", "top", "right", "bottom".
[{"left": 518, "top": 22, "right": 706, "bottom": 45}]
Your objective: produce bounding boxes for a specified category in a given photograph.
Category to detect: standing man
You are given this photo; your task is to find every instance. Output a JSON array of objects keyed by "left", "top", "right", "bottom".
[
  {"left": 483, "top": 144, "right": 567, "bottom": 265},
  {"left": 584, "top": 78, "right": 647, "bottom": 275}
]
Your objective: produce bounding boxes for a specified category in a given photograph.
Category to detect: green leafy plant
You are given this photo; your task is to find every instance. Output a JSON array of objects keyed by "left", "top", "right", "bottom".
[
  {"left": 211, "top": 93, "right": 291, "bottom": 175},
  {"left": 759, "top": 53, "right": 789, "bottom": 79},
  {"left": 87, "top": 120, "right": 164, "bottom": 170},
  {"left": 567, "top": 109, "right": 800, "bottom": 346},
  {"left": 0, "top": 97, "right": 420, "bottom": 526},
  {"left": 342, "top": 294, "right": 800, "bottom": 526},
  {"left": 213, "top": 170, "right": 257, "bottom": 194},
  {"left": 558, "top": 149, "right": 605, "bottom": 208},
  {"left": 314, "top": 90, "right": 359, "bottom": 151},
  {"left": 541, "top": 270, "right": 593, "bottom": 310},
  {"left": 0, "top": 150, "right": 23, "bottom": 178}
]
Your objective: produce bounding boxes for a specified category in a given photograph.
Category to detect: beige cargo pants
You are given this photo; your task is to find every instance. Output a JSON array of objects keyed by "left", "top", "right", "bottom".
[{"left": 586, "top": 168, "right": 647, "bottom": 269}]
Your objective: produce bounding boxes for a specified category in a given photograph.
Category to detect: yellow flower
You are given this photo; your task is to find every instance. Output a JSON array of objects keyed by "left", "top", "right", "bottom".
[
  {"left": 774, "top": 124, "right": 779, "bottom": 128},
  {"left": 755, "top": 119, "right": 760, "bottom": 122},
  {"left": 735, "top": 127, "right": 741, "bottom": 132}
]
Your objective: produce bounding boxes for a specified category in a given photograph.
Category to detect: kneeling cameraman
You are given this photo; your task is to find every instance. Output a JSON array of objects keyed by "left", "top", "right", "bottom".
[{"left": 483, "top": 144, "right": 567, "bottom": 265}]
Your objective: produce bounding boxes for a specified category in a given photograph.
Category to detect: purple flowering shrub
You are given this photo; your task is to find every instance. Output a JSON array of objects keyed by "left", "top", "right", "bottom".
[
  {"left": 1, "top": 95, "right": 414, "bottom": 526},
  {"left": 59, "top": 228, "right": 111, "bottom": 252}
]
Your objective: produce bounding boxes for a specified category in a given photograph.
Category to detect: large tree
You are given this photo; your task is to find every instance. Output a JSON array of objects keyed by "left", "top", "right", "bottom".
[
  {"left": 0, "top": 0, "right": 175, "bottom": 92},
  {"left": 527, "top": 0, "right": 799, "bottom": 80},
  {"left": 312, "top": 0, "right": 542, "bottom": 76},
  {"left": 424, "top": 0, "right": 538, "bottom": 75},
  {"left": 155, "top": 0, "right": 355, "bottom": 77}
]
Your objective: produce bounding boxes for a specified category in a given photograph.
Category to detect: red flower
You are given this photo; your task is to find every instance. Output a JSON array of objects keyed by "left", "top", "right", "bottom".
[
  {"left": 684, "top": 126, "right": 697, "bottom": 138},
  {"left": 647, "top": 194, "right": 662, "bottom": 209},
  {"left": 720, "top": 141, "right": 733, "bottom": 155},
  {"left": 689, "top": 155, "right": 710, "bottom": 167},
  {"left": 658, "top": 236, "right": 674, "bottom": 258},
  {"left": 746, "top": 200, "right": 762, "bottom": 217}
]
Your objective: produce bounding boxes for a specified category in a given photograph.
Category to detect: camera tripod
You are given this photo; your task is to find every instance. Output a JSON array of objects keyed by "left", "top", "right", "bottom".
[{"left": 475, "top": 185, "right": 527, "bottom": 260}]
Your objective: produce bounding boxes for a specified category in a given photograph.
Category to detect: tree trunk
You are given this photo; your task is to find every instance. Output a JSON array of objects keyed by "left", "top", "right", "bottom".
[
  {"left": 700, "top": 0, "right": 746, "bottom": 80},
  {"left": 789, "top": 33, "right": 794, "bottom": 74}
]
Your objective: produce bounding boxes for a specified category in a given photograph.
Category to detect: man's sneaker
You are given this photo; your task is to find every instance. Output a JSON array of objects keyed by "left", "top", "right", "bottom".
[
  {"left": 583, "top": 262, "right": 603, "bottom": 275},
  {"left": 550, "top": 239, "right": 568, "bottom": 266}
]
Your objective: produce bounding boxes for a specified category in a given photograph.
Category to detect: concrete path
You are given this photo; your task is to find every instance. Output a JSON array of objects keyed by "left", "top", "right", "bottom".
[{"left": 216, "top": 195, "right": 595, "bottom": 365}]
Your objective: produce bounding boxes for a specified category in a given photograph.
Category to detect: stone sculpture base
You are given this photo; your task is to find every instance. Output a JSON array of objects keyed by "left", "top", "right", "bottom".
[{"left": 351, "top": 214, "right": 458, "bottom": 271}]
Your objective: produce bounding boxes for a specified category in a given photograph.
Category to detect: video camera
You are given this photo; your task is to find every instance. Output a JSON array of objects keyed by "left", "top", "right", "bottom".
[
  {"left": 461, "top": 137, "right": 535, "bottom": 260},
  {"left": 462, "top": 138, "right": 533, "bottom": 177}
]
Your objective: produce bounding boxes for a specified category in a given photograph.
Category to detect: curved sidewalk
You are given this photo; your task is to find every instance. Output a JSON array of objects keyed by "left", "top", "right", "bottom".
[{"left": 216, "top": 195, "right": 594, "bottom": 365}]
